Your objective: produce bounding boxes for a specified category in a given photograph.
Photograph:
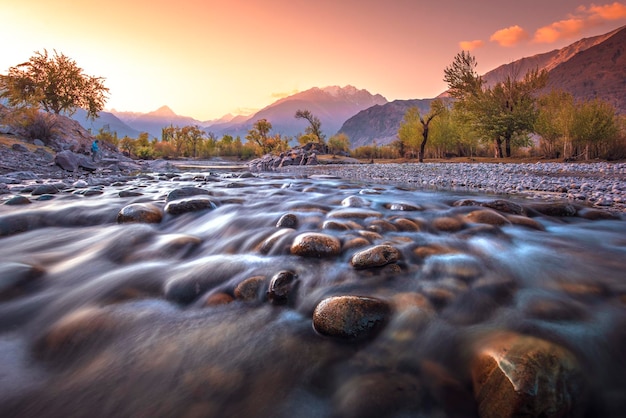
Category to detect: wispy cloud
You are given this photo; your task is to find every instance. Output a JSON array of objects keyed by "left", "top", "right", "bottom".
[
  {"left": 490, "top": 25, "right": 530, "bottom": 46},
  {"left": 271, "top": 89, "right": 300, "bottom": 99},
  {"left": 459, "top": 40, "right": 484, "bottom": 51},
  {"left": 534, "top": 1, "right": 626, "bottom": 43}
]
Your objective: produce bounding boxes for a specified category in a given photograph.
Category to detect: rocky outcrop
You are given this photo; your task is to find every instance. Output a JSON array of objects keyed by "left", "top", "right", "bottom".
[{"left": 248, "top": 143, "right": 327, "bottom": 171}]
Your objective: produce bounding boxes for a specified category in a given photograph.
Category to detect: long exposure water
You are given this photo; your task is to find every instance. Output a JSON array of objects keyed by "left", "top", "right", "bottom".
[{"left": 0, "top": 168, "right": 624, "bottom": 417}]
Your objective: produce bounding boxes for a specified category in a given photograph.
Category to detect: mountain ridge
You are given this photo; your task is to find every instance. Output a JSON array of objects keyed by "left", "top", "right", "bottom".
[{"left": 340, "top": 24, "right": 626, "bottom": 148}]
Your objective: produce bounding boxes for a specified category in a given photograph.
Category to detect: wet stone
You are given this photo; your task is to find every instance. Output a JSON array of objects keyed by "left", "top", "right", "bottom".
[
  {"left": 432, "top": 216, "right": 465, "bottom": 232},
  {"left": 421, "top": 253, "right": 484, "bottom": 282},
  {"left": 351, "top": 244, "right": 401, "bottom": 270},
  {"left": 119, "top": 190, "right": 144, "bottom": 198},
  {"left": 334, "top": 371, "right": 424, "bottom": 418},
  {"left": 322, "top": 220, "right": 351, "bottom": 231},
  {"left": 117, "top": 203, "right": 163, "bottom": 224},
  {"left": 312, "top": 295, "right": 392, "bottom": 340},
  {"left": 506, "top": 214, "right": 546, "bottom": 230},
  {"left": 234, "top": 276, "right": 266, "bottom": 301},
  {"left": 267, "top": 270, "right": 298, "bottom": 305},
  {"left": 327, "top": 208, "right": 382, "bottom": 219},
  {"left": 203, "top": 292, "right": 234, "bottom": 306},
  {"left": 164, "top": 197, "right": 217, "bottom": 215},
  {"left": 276, "top": 213, "right": 298, "bottom": 228},
  {"left": 392, "top": 218, "right": 420, "bottom": 231},
  {"left": 341, "top": 195, "right": 371, "bottom": 208},
  {"left": 4, "top": 195, "right": 31, "bottom": 205},
  {"left": 31, "top": 184, "right": 59, "bottom": 196},
  {"left": 386, "top": 202, "right": 421, "bottom": 211},
  {"left": 166, "top": 186, "right": 211, "bottom": 202},
  {"left": 526, "top": 202, "right": 578, "bottom": 217},
  {"left": 464, "top": 209, "right": 511, "bottom": 226},
  {"left": 290, "top": 232, "right": 341, "bottom": 258},
  {"left": 471, "top": 332, "right": 587, "bottom": 418},
  {"left": 366, "top": 219, "right": 398, "bottom": 233}
]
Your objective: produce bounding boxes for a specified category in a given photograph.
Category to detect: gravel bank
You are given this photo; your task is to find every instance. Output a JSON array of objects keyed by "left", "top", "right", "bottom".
[{"left": 277, "top": 162, "right": 626, "bottom": 213}]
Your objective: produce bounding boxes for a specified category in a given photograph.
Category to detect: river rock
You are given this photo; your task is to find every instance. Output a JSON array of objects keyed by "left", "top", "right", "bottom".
[
  {"left": 164, "top": 197, "right": 217, "bottom": 215},
  {"left": 4, "top": 195, "right": 31, "bottom": 205},
  {"left": 290, "top": 232, "right": 341, "bottom": 257},
  {"left": 267, "top": 270, "right": 298, "bottom": 305},
  {"left": 166, "top": 186, "right": 211, "bottom": 202},
  {"left": 312, "top": 295, "right": 392, "bottom": 340},
  {"left": 276, "top": 213, "right": 298, "bottom": 228},
  {"left": 31, "top": 184, "right": 59, "bottom": 196},
  {"left": 234, "top": 276, "right": 266, "bottom": 301},
  {"left": 526, "top": 202, "right": 578, "bottom": 217},
  {"left": 117, "top": 203, "right": 163, "bottom": 224},
  {"left": 464, "top": 209, "right": 511, "bottom": 226},
  {"left": 471, "top": 332, "right": 587, "bottom": 418},
  {"left": 351, "top": 244, "right": 401, "bottom": 269},
  {"left": 12, "top": 143, "right": 28, "bottom": 152},
  {"left": 54, "top": 150, "right": 79, "bottom": 171}
]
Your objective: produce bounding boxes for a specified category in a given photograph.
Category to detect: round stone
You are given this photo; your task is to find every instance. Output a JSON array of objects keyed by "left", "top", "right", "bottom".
[
  {"left": 267, "top": 270, "right": 298, "bottom": 305},
  {"left": 164, "top": 197, "right": 217, "bottom": 215},
  {"left": 471, "top": 332, "right": 586, "bottom": 418},
  {"left": 464, "top": 209, "right": 511, "bottom": 226},
  {"left": 276, "top": 213, "right": 298, "bottom": 228},
  {"left": 351, "top": 244, "right": 401, "bottom": 270},
  {"left": 117, "top": 203, "right": 163, "bottom": 224},
  {"left": 312, "top": 295, "right": 392, "bottom": 340},
  {"left": 4, "top": 195, "right": 32, "bottom": 205},
  {"left": 166, "top": 186, "right": 211, "bottom": 202},
  {"left": 290, "top": 232, "right": 341, "bottom": 257},
  {"left": 234, "top": 276, "right": 266, "bottom": 301}
]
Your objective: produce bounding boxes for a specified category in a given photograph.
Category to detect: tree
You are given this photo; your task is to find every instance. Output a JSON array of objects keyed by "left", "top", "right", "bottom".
[
  {"left": 327, "top": 133, "right": 350, "bottom": 155},
  {"left": 444, "top": 52, "right": 547, "bottom": 157},
  {"left": 535, "top": 90, "right": 575, "bottom": 158},
  {"left": 443, "top": 51, "right": 483, "bottom": 100},
  {"left": 570, "top": 98, "right": 619, "bottom": 160},
  {"left": 246, "top": 119, "right": 275, "bottom": 154},
  {"left": 398, "top": 99, "right": 446, "bottom": 162},
  {"left": 295, "top": 109, "right": 325, "bottom": 143},
  {"left": 0, "top": 50, "right": 109, "bottom": 120}
]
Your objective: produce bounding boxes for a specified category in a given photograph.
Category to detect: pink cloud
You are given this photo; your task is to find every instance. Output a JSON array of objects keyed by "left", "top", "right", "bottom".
[
  {"left": 533, "top": 2, "right": 626, "bottom": 43},
  {"left": 533, "top": 18, "right": 587, "bottom": 43},
  {"left": 489, "top": 25, "right": 530, "bottom": 47},
  {"left": 459, "top": 40, "right": 484, "bottom": 51},
  {"left": 587, "top": 2, "right": 626, "bottom": 20}
]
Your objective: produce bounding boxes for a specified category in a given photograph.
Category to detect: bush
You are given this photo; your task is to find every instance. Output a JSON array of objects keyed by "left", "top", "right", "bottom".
[{"left": 10, "top": 109, "right": 59, "bottom": 143}]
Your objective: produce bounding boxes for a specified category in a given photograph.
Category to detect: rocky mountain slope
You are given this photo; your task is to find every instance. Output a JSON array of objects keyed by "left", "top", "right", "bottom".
[{"left": 339, "top": 25, "right": 626, "bottom": 148}]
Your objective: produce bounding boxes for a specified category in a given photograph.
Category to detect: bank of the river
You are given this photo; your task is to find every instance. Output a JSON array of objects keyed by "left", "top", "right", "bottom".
[{"left": 276, "top": 161, "right": 626, "bottom": 213}]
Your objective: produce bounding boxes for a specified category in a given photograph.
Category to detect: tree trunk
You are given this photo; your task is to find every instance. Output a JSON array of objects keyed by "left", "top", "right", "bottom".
[
  {"left": 494, "top": 139, "right": 504, "bottom": 158},
  {"left": 418, "top": 126, "right": 429, "bottom": 163},
  {"left": 505, "top": 136, "right": 512, "bottom": 158}
]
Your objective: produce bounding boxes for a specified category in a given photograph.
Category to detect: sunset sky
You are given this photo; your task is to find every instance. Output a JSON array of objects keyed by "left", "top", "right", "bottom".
[{"left": 2, "top": 0, "right": 626, "bottom": 121}]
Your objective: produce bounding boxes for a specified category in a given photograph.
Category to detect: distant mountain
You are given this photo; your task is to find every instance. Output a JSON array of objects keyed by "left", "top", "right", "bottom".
[
  {"left": 481, "top": 25, "right": 623, "bottom": 87},
  {"left": 111, "top": 106, "right": 203, "bottom": 139},
  {"left": 340, "top": 25, "right": 626, "bottom": 148},
  {"left": 208, "top": 85, "right": 387, "bottom": 139},
  {"left": 338, "top": 99, "right": 435, "bottom": 148},
  {"left": 70, "top": 109, "right": 141, "bottom": 139},
  {"left": 542, "top": 25, "right": 626, "bottom": 114}
]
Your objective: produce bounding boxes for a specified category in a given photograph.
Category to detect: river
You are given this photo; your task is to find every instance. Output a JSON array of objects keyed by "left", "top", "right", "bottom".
[{"left": 0, "top": 167, "right": 624, "bottom": 417}]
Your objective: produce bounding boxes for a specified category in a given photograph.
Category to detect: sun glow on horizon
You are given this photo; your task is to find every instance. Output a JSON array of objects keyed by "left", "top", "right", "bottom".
[{"left": 2, "top": 0, "right": 625, "bottom": 120}]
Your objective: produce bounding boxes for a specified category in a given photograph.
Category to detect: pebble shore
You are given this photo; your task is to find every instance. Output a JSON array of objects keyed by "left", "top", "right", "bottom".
[{"left": 277, "top": 161, "right": 626, "bottom": 212}]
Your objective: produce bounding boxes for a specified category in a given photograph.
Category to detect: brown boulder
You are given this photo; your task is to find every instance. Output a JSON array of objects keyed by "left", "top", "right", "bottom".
[
  {"left": 312, "top": 295, "right": 391, "bottom": 340},
  {"left": 471, "top": 332, "right": 587, "bottom": 418}
]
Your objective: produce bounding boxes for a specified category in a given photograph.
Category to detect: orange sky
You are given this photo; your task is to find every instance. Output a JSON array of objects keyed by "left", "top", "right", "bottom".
[{"left": 1, "top": 0, "right": 625, "bottom": 121}]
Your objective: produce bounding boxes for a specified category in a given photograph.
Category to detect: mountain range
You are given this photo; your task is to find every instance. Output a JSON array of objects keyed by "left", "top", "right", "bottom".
[
  {"left": 340, "top": 25, "right": 626, "bottom": 147},
  {"left": 73, "top": 24, "right": 625, "bottom": 148}
]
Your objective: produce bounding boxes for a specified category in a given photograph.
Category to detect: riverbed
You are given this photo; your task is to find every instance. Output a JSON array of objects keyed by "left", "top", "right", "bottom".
[{"left": 0, "top": 166, "right": 624, "bottom": 417}]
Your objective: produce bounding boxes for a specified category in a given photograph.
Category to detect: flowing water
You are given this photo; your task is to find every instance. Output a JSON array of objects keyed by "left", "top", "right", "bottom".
[{"left": 0, "top": 169, "right": 624, "bottom": 417}]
